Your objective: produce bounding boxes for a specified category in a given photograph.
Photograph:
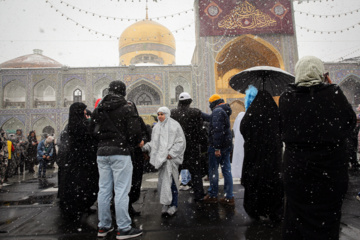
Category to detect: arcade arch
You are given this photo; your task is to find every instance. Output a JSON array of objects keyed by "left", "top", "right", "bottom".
[
  {"left": 93, "top": 77, "right": 112, "bottom": 105},
  {"left": 1, "top": 117, "right": 25, "bottom": 134},
  {"left": 339, "top": 75, "right": 360, "bottom": 109},
  {"left": 169, "top": 76, "right": 190, "bottom": 104},
  {"left": 32, "top": 117, "right": 56, "bottom": 139},
  {"left": 63, "top": 79, "right": 85, "bottom": 107},
  {"left": 3, "top": 80, "right": 26, "bottom": 109},
  {"left": 33, "top": 80, "right": 56, "bottom": 108}
]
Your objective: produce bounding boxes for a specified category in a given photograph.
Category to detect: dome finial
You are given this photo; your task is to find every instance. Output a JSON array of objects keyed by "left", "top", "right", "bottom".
[{"left": 145, "top": 0, "right": 148, "bottom": 20}]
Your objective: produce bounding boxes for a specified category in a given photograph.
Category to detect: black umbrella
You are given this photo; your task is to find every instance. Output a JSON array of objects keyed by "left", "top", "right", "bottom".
[{"left": 229, "top": 66, "right": 295, "bottom": 96}]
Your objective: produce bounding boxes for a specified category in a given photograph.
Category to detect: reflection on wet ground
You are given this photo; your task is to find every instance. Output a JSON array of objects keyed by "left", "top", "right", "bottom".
[{"left": 0, "top": 170, "right": 359, "bottom": 239}]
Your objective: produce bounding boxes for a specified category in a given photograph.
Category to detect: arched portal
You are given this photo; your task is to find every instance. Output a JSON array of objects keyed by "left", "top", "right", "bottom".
[
  {"left": 339, "top": 75, "right": 360, "bottom": 110},
  {"left": 229, "top": 100, "right": 245, "bottom": 129},
  {"left": 127, "top": 82, "right": 162, "bottom": 106},
  {"left": 215, "top": 34, "right": 284, "bottom": 118}
]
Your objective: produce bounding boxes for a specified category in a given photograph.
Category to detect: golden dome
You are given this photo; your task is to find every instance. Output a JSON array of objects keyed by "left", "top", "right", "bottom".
[{"left": 119, "top": 19, "right": 176, "bottom": 66}]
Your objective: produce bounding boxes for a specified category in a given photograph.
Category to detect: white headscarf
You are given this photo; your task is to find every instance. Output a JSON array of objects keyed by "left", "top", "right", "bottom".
[
  {"left": 143, "top": 106, "right": 186, "bottom": 169},
  {"left": 295, "top": 56, "right": 325, "bottom": 87}
]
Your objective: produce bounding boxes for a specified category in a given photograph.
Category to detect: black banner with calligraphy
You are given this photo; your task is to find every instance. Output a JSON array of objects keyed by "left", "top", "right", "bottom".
[{"left": 199, "top": 0, "right": 294, "bottom": 36}]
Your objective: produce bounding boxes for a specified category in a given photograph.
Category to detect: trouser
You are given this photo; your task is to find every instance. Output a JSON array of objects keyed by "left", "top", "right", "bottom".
[
  {"left": 26, "top": 155, "right": 36, "bottom": 172},
  {"left": 97, "top": 155, "right": 132, "bottom": 231},
  {"left": 129, "top": 148, "right": 144, "bottom": 205},
  {"left": 207, "top": 146, "right": 233, "bottom": 199},
  {"left": 18, "top": 153, "right": 25, "bottom": 173},
  {"left": 38, "top": 159, "right": 47, "bottom": 177},
  {"left": 180, "top": 147, "right": 205, "bottom": 201},
  {"left": 170, "top": 178, "right": 178, "bottom": 207}
]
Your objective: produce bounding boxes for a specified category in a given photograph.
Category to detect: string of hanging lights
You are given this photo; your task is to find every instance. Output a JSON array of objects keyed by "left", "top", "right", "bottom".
[
  {"left": 294, "top": 0, "right": 335, "bottom": 3},
  {"left": 46, "top": 0, "right": 194, "bottom": 40},
  {"left": 294, "top": 8, "right": 360, "bottom": 18},
  {"left": 297, "top": 22, "right": 360, "bottom": 34},
  {"left": 107, "top": 0, "right": 161, "bottom": 2},
  {"left": 332, "top": 47, "right": 360, "bottom": 62},
  {"left": 56, "top": 0, "right": 193, "bottom": 22}
]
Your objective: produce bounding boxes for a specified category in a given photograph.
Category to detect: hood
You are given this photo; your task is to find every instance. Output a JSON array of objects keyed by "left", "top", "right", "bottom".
[
  {"left": 216, "top": 103, "right": 232, "bottom": 116},
  {"left": 97, "top": 94, "right": 127, "bottom": 111}
]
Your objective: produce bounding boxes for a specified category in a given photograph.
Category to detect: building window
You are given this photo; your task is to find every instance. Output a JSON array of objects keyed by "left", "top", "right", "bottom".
[
  {"left": 42, "top": 125, "right": 55, "bottom": 137},
  {"left": 175, "top": 85, "right": 184, "bottom": 102},
  {"left": 102, "top": 88, "right": 109, "bottom": 97},
  {"left": 73, "top": 89, "right": 82, "bottom": 103},
  {"left": 136, "top": 93, "right": 152, "bottom": 105}
]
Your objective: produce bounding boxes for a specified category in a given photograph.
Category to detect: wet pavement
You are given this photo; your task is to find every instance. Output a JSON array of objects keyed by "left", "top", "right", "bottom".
[{"left": 0, "top": 167, "right": 359, "bottom": 240}]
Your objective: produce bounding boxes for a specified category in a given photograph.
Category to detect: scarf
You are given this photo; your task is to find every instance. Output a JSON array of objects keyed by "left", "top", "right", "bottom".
[{"left": 295, "top": 56, "right": 325, "bottom": 87}]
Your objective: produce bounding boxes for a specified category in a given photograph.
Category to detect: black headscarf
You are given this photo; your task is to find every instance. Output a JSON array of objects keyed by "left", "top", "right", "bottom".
[
  {"left": 28, "top": 131, "right": 37, "bottom": 141},
  {"left": 68, "top": 102, "right": 87, "bottom": 136},
  {"left": 240, "top": 90, "right": 283, "bottom": 220}
]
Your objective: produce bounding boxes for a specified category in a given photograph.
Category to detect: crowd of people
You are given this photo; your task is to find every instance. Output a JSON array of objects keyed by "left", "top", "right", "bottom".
[
  {"left": 0, "top": 128, "right": 58, "bottom": 188},
  {"left": 1, "top": 55, "right": 359, "bottom": 240}
]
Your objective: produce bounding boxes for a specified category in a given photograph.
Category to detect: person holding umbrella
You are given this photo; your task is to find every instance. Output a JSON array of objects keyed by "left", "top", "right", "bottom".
[
  {"left": 240, "top": 86, "right": 284, "bottom": 222},
  {"left": 279, "top": 56, "right": 356, "bottom": 239}
]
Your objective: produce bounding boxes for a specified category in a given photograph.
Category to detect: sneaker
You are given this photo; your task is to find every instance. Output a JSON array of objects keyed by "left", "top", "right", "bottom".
[
  {"left": 219, "top": 197, "right": 235, "bottom": 206},
  {"left": 161, "top": 205, "right": 169, "bottom": 215},
  {"left": 116, "top": 227, "right": 143, "bottom": 239},
  {"left": 98, "top": 227, "right": 114, "bottom": 237},
  {"left": 357, "top": 194, "right": 360, "bottom": 202},
  {"left": 167, "top": 206, "right": 177, "bottom": 216},
  {"left": 179, "top": 185, "right": 191, "bottom": 191},
  {"left": 179, "top": 184, "right": 185, "bottom": 190},
  {"left": 202, "top": 194, "right": 218, "bottom": 204}
]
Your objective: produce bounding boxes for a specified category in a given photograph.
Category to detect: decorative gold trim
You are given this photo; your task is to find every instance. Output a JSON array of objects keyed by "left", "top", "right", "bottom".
[{"left": 218, "top": 1, "right": 277, "bottom": 30}]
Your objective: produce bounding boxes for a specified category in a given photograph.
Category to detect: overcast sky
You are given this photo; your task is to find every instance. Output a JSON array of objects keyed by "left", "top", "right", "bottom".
[{"left": 0, "top": 0, "right": 359, "bottom": 67}]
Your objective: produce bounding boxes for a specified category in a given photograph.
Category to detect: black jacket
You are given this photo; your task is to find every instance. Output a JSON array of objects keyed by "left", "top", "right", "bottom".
[
  {"left": 171, "top": 103, "right": 203, "bottom": 168},
  {"left": 171, "top": 103, "right": 203, "bottom": 146},
  {"left": 279, "top": 83, "right": 356, "bottom": 239},
  {"left": 91, "top": 94, "right": 142, "bottom": 156}
]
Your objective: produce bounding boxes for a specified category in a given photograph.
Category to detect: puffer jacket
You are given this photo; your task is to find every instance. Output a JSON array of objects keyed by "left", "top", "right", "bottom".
[{"left": 203, "top": 103, "right": 232, "bottom": 150}]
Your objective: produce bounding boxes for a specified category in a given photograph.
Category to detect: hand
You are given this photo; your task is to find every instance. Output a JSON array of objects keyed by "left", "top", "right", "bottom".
[
  {"left": 43, "top": 155, "right": 46, "bottom": 159},
  {"left": 167, "top": 155, "right": 172, "bottom": 159},
  {"left": 47, "top": 156, "right": 50, "bottom": 160},
  {"left": 143, "top": 152, "right": 150, "bottom": 161},
  {"left": 138, "top": 140, "right": 144, "bottom": 148},
  {"left": 215, "top": 150, "right": 221, "bottom": 157}
]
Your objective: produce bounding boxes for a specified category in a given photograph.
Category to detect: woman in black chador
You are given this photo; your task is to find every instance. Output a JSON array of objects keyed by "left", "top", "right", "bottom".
[
  {"left": 59, "top": 102, "right": 99, "bottom": 220},
  {"left": 279, "top": 56, "right": 356, "bottom": 240},
  {"left": 240, "top": 90, "right": 284, "bottom": 222}
]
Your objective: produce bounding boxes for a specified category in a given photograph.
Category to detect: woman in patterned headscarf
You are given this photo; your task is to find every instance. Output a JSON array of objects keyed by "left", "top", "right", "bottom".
[{"left": 279, "top": 56, "right": 356, "bottom": 239}]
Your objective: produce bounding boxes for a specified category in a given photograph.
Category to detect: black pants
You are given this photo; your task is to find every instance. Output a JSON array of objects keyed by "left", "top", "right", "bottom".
[
  {"left": 180, "top": 147, "right": 205, "bottom": 201},
  {"left": 129, "top": 148, "right": 144, "bottom": 204}
]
